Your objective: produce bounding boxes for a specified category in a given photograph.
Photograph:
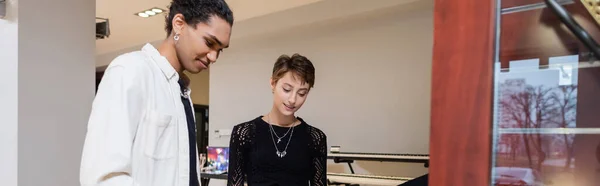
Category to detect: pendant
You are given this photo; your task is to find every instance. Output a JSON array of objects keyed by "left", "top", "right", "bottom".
[
  {"left": 276, "top": 151, "right": 287, "bottom": 158},
  {"left": 277, "top": 138, "right": 282, "bottom": 144}
]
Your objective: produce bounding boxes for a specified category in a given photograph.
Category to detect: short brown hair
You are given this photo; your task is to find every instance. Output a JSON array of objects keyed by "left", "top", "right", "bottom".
[{"left": 272, "top": 53, "right": 315, "bottom": 88}]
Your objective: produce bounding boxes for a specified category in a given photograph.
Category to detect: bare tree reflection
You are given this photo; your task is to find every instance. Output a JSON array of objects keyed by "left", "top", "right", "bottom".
[
  {"left": 551, "top": 85, "right": 577, "bottom": 170},
  {"left": 498, "top": 79, "right": 577, "bottom": 173}
]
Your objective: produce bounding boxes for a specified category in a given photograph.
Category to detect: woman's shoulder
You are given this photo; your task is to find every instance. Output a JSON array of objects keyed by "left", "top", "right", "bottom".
[
  {"left": 233, "top": 120, "right": 255, "bottom": 129},
  {"left": 231, "top": 116, "right": 262, "bottom": 136},
  {"left": 298, "top": 117, "right": 327, "bottom": 141}
]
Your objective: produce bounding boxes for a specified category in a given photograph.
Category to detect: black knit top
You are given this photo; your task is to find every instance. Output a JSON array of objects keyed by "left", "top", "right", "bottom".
[{"left": 227, "top": 116, "right": 327, "bottom": 186}]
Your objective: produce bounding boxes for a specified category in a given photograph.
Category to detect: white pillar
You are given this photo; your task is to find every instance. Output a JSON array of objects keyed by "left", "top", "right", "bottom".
[
  {"left": 0, "top": 0, "right": 95, "bottom": 185},
  {"left": 0, "top": 0, "right": 19, "bottom": 185}
]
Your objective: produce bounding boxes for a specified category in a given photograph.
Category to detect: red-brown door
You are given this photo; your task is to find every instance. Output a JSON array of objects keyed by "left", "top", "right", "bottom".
[{"left": 430, "top": 0, "right": 495, "bottom": 185}]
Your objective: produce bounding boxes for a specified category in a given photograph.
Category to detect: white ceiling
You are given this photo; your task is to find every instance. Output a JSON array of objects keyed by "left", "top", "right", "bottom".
[
  {"left": 95, "top": 0, "right": 421, "bottom": 60},
  {"left": 95, "top": 0, "right": 325, "bottom": 55}
]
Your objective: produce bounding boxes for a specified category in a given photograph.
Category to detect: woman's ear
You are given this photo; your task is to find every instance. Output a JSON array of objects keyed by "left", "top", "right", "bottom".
[{"left": 270, "top": 78, "right": 275, "bottom": 92}]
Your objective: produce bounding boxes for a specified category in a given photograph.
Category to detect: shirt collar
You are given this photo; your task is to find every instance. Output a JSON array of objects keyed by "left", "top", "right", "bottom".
[{"left": 142, "top": 43, "right": 177, "bottom": 80}]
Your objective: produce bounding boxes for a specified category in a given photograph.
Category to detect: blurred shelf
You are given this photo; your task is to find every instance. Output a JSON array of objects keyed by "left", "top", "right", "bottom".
[{"left": 499, "top": 127, "right": 600, "bottom": 134}]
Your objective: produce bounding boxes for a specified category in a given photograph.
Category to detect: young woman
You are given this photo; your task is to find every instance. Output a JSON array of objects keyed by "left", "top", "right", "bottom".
[{"left": 227, "top": 54, "right": 327, "bottom": 186}]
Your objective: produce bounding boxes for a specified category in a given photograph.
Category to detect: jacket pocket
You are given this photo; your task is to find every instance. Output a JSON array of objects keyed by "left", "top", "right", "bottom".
[{"left": 142, "top": 110, "right": 177, "bottom": 160}]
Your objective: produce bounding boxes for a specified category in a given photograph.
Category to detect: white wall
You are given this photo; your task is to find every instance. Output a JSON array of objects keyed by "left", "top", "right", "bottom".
[
  {"left": 97, "top": 43, "right": 211, "bottom": 105},
  {"left": 96, "top": 40, "right": 161, "bottom": 67},
  {"left": 0, "top": 0, "right": 95, "bottom": 185},
  {"left": 209, "top": 1, "right": 433, "bottom": 185},
  {"left": 0, "top": 0, "right": 19, "bottom": 185},
  {"left": 187, "top": 70, "right": 210, "bottom": 105}
]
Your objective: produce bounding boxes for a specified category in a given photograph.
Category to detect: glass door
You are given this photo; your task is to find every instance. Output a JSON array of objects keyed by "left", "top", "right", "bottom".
[{"left": 492, "top": 0, "right": 600, "bottom": 185}]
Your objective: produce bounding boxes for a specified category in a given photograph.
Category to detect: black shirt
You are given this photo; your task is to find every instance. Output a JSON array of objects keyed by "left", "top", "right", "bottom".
[
  {"left": 178, "top": 79, "right": 199, "bottom": 186},
  {"left": 227, "top": 116, "right": 327, "bottom": 186}
]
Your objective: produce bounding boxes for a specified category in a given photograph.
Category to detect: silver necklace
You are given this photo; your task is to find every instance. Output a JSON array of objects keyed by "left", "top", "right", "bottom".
[
  {"left": 180, "top": 88, "right": 189, "bottom": 99},
  {"left": 268, "top": 117, "right": 294, "bottom": 144},
  {"left": 267, "top": 115, "right": 295, "bottom": 158}
]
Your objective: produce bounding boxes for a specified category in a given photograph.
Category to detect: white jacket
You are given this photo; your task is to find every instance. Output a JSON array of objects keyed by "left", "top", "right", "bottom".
[{"left": 80, "top": 44, "right": 200, "bottom": 186}]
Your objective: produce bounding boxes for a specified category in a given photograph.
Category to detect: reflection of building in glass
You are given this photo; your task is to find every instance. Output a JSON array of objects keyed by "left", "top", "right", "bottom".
[
  {"left": 498, "top": 78, "right": 526, "bottom": 129},
  {"left": 497, "top": 79, "right": 526, "bottom": 155}
]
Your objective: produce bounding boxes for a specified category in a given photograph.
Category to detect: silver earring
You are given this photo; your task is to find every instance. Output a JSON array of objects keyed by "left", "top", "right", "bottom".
[{"left": 174, "top": 34, "right": 180, "bottom": 41}]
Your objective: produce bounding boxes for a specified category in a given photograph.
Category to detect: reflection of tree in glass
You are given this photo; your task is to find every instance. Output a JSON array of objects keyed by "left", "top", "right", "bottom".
[
  {"left": 550, "top": 85, "right": 577, "bottom": 170},
  {"left": 499, "top": 80, "right": 577, "bottom": 172},
  {"left": 501, "top": 84, "right": 554, "bottom": 171}
]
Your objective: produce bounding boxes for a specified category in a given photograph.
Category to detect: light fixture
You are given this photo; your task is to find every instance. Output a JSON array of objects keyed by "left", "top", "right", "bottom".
[
  {"left": 135, "top": 7, "right": 166, "bottom": 18},
  {"left": 138, "top": 12, "right": 149, "bottom": 18}
]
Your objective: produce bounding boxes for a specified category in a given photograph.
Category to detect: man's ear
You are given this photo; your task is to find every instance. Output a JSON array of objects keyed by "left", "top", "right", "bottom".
[{"left": 172, "top": 13, "right": 186, "bottom": 35}]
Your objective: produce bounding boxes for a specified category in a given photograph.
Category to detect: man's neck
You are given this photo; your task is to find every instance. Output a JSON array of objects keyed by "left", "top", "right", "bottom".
[
  {"left": 179, "top": 73, "right": 190, "bottom": 87},
  {"left": 157, "top": 38, "right": 183, "bottom": 74}
]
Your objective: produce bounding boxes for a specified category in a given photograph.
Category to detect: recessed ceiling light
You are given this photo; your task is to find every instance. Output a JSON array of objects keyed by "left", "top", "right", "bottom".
[{"left": 135, "top": 7, "right": 165, "bottom": 18}]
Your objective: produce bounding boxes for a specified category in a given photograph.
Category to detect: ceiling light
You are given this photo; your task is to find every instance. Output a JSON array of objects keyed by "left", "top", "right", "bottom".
[{"left": 135, "top": 7, "right": 165, "bottom": 18}]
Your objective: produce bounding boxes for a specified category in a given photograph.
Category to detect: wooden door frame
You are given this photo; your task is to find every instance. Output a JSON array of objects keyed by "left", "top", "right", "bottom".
[{"left": 429, "top": 0, "right": 496, "bottom": 185}]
